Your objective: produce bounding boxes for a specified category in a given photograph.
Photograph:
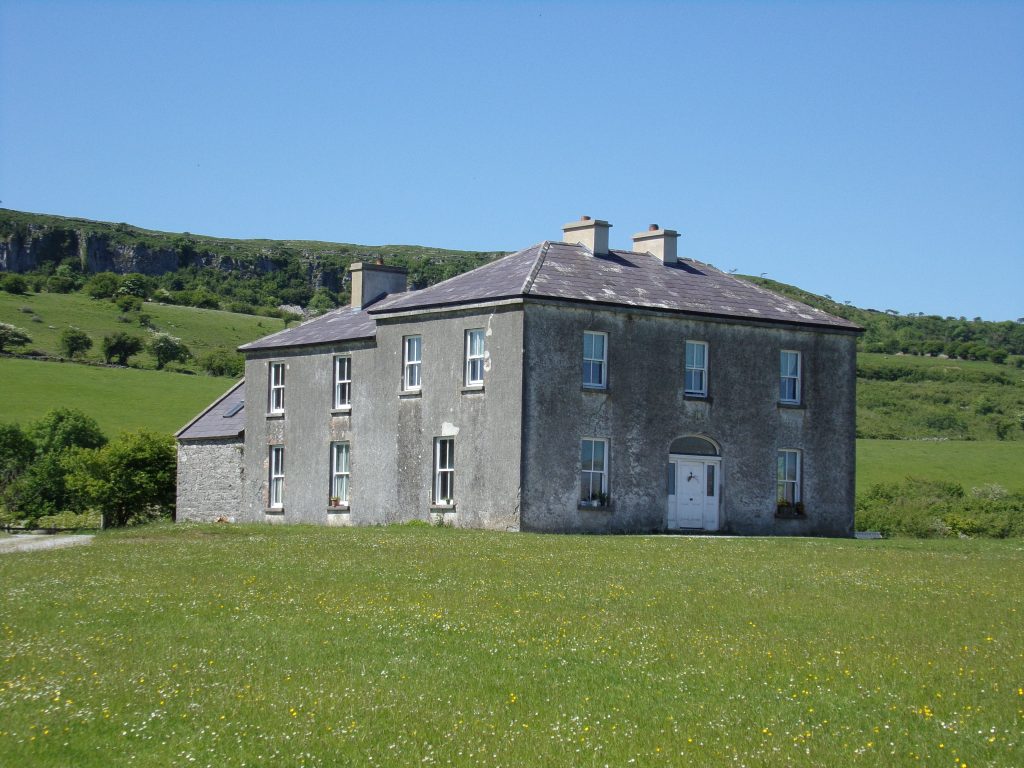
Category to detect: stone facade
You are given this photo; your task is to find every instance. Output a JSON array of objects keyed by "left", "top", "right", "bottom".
[{"left": 175, "top": 438, "right": 245, "bottom": 522}]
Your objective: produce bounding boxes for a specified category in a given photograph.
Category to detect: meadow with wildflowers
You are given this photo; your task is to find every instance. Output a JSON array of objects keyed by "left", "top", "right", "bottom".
[{"left": 1, "top": 524, "right": 1021, "bottom": 767}]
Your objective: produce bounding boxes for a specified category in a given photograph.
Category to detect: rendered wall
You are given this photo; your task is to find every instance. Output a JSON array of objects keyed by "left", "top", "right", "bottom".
[
  {"left": 520, "top": 300, "right": 857, "bottom": 535},
  {"left": 241, "top": 304, "right": 524, "bottom": 529}
]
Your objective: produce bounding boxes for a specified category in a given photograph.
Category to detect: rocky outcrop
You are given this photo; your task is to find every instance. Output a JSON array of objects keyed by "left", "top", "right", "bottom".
[{"left": 0, "top": 226, "right": 188, "bottom": 276}]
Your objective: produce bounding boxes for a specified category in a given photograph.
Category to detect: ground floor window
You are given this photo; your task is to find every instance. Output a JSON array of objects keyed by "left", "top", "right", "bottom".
[
  {"left": 331, "top": 442, "right": 350, "bottom": 504},
  {"left": 269, "top": 445, "right": 285, "bottom": 508},
  {"left": 434, "top": 437, "right": 454, "bottom": 504},
  {"left": 580, "top": 438, "right": 609, "bottom": 504},
  {"left": 777, "top": 449, "right": 801, "bottom": 505}
]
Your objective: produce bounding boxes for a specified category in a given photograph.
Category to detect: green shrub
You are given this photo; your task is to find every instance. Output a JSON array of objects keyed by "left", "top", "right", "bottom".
[
  {"left": 59, "top": 327, "right": 93, "bottom": 358},
  {"left": 84, "top": 272, "right": 121, "bottom": 299},
  {"left": 1, "top": 273, "right": 29, "bottom": 294},
  {"left": 197, "top": 348, "right": 244, "bottom": 378},
  {"left": 115, "top": 294, "right": 142, "bottom": 312},
  {"left": 857, "top": 478, "right": 1024, "bottom": 538},
  {"left": 0, "top": 322, "right": 32, "bottom": 352}
]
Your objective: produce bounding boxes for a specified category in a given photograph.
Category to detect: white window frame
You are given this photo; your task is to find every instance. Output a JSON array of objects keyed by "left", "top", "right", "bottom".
[
  {"left": 685, "top": 340, "right": 708, "bottom": 397},
  {"left": 465, "top": 329, "right": 485, "bottom": 387},
  {"left": 330, "top": 442, "right": 350, "bottom": 505},
  {"left": 433, "top": 437, "right": 455, "bottom": 505},
  {"left": 269, "top": 445, "right": 285, "bottom": 509},
  {"left": 333, "top": 355, "right": 352, "bottom": 410},
  {"left": 580, "top": 437, "right": 609, "bottom": 504},
  {"left": 780, "top": 350, "right": 801, "bottom": 405},
  {"left": 268, "top": 362, "right": 286, "bottom": 414},
  {"left": 582, "top": 331, "right": 608, "bottom": 389},
  {"left": 403, "top": 335, "right": 422, "bottom": 392},
  {"left": 777, "top": 449, "right": 801, "bottom": 505}
]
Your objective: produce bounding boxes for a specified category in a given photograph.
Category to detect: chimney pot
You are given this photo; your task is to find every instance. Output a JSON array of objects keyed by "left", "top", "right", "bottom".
[
  {"left": 632, "top": 225, "right": 680, "bottom": 265},
  {"left": 561, "top": 217, "right": 611, "bottom": 256}
]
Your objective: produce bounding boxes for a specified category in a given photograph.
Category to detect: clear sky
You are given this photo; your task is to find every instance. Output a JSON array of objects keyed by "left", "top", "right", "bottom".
[{"left": 1, "top": 1, "right": 1021, "bottom": 321}]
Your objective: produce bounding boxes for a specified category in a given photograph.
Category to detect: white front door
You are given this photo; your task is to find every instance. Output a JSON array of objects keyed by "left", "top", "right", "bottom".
[{"left": 667, "top": 457, "right": 721, "bottom": 530}]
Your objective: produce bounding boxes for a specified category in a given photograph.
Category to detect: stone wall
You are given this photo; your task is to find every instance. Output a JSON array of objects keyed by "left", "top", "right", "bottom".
[{"left": 176, "top": 438, "right": 245, "bottom": 522}]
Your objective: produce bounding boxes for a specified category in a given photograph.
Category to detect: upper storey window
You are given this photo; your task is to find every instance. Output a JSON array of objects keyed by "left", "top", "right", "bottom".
[
  {"left": 268, "top": 362, "right": 285, "bottom": 414},
  {"left": 403, "top": 335, "right": 422, "bottom": 391},
  {"left": 684, "top": 341, "right": 707, "bottom": 397},
  {"left": 333, "top": 355, "right": 352, "bottom": 410},
  {"left": 780, "top": 350, "right": 802, "bottom": 404},
  {"left": 465, "top": 329, "right": 485, "bottom": 387},
  {"left": 582, "top": 331, "right": 607, "bottom": 389}
]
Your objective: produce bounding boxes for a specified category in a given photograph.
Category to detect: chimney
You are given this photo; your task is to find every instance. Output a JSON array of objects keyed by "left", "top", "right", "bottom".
[
  {"left": 632, "top": 224, "right": 680, "bottom": 265},
  {"left": 562, "top": 215, "right": 611, "bottom": 256},
  {"left": 349, "top": 261, "right": 407, "bottom": 309}
]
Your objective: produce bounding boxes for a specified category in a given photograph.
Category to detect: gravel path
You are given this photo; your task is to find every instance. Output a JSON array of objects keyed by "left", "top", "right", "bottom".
[{"left": 0, "top": 534, "right": 94, "bottom": 554}]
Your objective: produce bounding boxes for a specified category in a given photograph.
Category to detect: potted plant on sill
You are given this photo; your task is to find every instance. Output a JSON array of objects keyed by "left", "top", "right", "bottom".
[{"left": 329, "top": 496, "right": 341, "bottom": 508}]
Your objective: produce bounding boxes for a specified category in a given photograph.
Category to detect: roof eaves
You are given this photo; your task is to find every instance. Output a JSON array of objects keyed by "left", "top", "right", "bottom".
[
  {"left": 369, "top": 295, "right": 525, "bottom": 320},
  {"left": 523, "top": 295, "right": 864, "bottom": 333}
]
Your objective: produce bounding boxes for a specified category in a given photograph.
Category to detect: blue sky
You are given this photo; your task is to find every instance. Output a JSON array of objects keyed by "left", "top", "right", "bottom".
[{"left": 1, "top": 1, "right": 1021, "bottom": 320}]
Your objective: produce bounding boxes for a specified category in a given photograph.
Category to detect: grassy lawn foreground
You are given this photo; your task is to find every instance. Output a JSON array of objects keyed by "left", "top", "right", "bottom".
[{"left": 0, "top": 525, "right": 1021, "bottom": 767}]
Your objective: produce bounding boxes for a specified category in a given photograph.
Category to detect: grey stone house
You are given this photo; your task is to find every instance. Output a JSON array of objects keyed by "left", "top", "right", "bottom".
[{"left": 176, "top": 217, "right": 862, "bottom": 535}]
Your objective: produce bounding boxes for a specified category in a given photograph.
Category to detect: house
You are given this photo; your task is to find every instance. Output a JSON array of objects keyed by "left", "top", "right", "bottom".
[{"left": 176, "top": 217, "right": 862, "bottom": 535}]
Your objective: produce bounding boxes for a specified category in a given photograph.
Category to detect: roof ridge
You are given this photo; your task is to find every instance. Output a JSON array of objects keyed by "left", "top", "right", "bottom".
[{"left": 521, "top": 241, "right": 551, "bottom": 295}]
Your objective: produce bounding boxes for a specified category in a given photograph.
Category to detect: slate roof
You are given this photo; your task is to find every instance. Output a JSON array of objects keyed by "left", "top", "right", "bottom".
[
  {"left": 237, "top": 242, "right": 859, "bottom": 353},
  {"left": 238, "top": 306, "right": 377, "bottom": 352},
  {"left": 370, "top": 242, "right": 861, "bottom": 332},
  {"left": 175, "top": 380, "right": 246, "bottom": 441}
]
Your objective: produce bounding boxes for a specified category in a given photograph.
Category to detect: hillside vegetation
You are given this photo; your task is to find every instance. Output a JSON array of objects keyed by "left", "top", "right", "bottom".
[{"left": 0, "top": 208, "right": 504, "bottom": 313}]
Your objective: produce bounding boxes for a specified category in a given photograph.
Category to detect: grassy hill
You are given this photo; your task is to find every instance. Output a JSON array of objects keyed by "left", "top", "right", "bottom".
[
  {"left": 0, "top": 290, "right": 285, "bottom": 370},
  {"left": 0, "top": 357, "right": 235, "bottom": 436},
  {"left": 1, "top": 525, "right": 1020, "bottom": 766},
  {"left": 857, "top": 352, "right": 1024, "bottom": 441}
]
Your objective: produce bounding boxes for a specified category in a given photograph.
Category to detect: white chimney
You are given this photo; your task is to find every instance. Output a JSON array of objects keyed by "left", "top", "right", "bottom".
[
  {"left": 562, "top": 216, "right": 611, "bottom": 256},
  {"left": 632, "top": 224, "right": 680, "bottom": 265}
]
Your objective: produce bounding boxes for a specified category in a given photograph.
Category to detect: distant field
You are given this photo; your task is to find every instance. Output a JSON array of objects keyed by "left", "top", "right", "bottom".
[
  {"left": 857, "top": 438, "right": 1024, "bottom": 493},
  {"left": 0, "top": 525, "right": 1020, "bottom": 767},
  {"left": 0, "top": 357, "right": 236, "bottom": 436},
  {"left": 0, "top": 291, "right": 285, "bottom": 369}
]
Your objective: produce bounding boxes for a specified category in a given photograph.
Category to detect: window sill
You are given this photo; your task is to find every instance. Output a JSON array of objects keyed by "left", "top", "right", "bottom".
[
  {"left": 430, "top": 503, "right": 456, "bottom": 511},
  {"left": 264, "top": 508, "right": 285, "bottom": 515},
  {"left": 778, "top": 402, "right": 805, "bottom": 410},
  {"left": 581, "top": 385, "right": 608, "bottom": 393},
  {"left": 399, "top": 390, "right": 422, "bottom": 399},
  {"left": 775, "top": 508, "right": 806, "bottom": 519},
  {"left": 327, "top": 505, "right": 350, "bottom": 513},
  {"left": 265, "top": 412, "right": 285, "bottom": 420},
  {"left": 683, "top": 393, "right": 710, "bottom": 402},
  {"left": 461, "top": 384, "right": 484, "bottom": 394},
  {"left": 578, "top": 502, "right": 613, "bottom": 512},
  {"left": 331, "top": 406, "right": 352, "bottom": 415}
]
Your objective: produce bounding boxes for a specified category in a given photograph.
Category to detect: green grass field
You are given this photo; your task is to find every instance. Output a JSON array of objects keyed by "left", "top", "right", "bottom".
[
  {"left": 857, "top": 439, "right": 1024, "bottom": 494},
  {"left": 0, "top": 525, "right": 1020, "bottom": 767},
  {"left": 0, "top": 291, "right": 285, "bottom": 369},
  {"left": 0, "top": 357, "right": 236, "bottom": 436}
]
